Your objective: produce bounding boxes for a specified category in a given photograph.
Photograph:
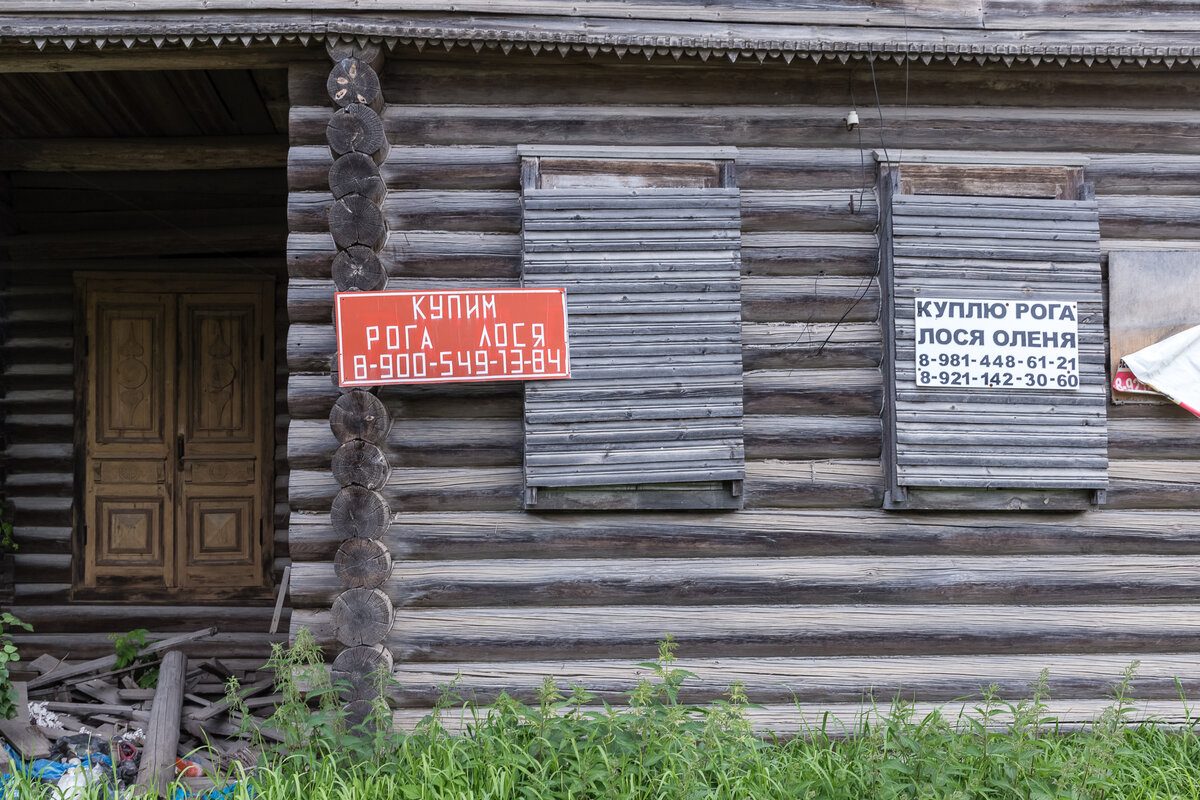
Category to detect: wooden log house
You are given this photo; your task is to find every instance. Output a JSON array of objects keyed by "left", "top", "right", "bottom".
[{"left": 3, "top": 1, "right": 1200, "bottom": 726}]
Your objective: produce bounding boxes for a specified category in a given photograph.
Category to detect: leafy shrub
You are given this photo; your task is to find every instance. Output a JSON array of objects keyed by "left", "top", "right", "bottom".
[{"left": 0, "top": 611, "right": 32, "bottom": 720}]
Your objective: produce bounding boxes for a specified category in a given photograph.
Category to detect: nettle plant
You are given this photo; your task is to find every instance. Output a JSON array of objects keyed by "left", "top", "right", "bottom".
[{"left": 1, "top": 611, "right": 32, "bottom": 720}]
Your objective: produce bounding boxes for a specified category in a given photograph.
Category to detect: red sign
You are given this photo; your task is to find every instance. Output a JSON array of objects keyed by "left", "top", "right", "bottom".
[
  {"left": 334, "top": 288, "right": 570, "bottom": 387},
  {"left": 1112, "top": 363, "right": 1162, "bottom": 396}
]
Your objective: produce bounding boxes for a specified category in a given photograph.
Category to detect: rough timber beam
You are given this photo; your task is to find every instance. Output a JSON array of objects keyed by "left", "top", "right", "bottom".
[
  {"left": 0, "top": 136, "right": 287, "bottom": 171},
  {"left": 0, "top": 43, "right": 314, "bottom": 73}
]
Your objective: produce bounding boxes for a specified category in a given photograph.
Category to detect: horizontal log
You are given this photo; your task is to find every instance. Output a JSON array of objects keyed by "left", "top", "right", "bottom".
[
  {"left": 743, "top": 276, "right": 878, "bottom": 323},
  {"left": 295, "top": 51, "right": 1200, "bottom": 108},
  {"left": 396, "top": 699, "right": 1200, "bottom": 736},
  {"left": 745, "top": 459, "right": 883, "bottom": 508},
  {"left": 292, "top": 460, "right": 885, "bottom": 513},
  {"left": 284, "top": 366, "right": 877, "bottom": 425},
  {"left": 290, "top": 190, "right": 520, "bottom": 234},
  {"left": 288, "top": 417, "right": 522, "bottom": 470},
  {"left": 743, "top": 369, "right": 883, "bottom": 416},
  {"left": 9, "top": 554, "right": 70, "bottom": 584},
  {"left": 744, "top": 415, "right": 881, "bottom": 460},
  {"left": 1107, "top": 419, "right": 1200, "bottom": 460},
  {"left": 287, "top": 189, "right": 876, "bottom": 235},
  {"left": 0, "top": 44, "right": 312, "bottom": 73},
  {"left": 289, "top": 145, "right": 1200, "bottom": 200},
  {"left": 288, "top": 145, "right": 877, "bottom": 194},
  {"left": 286, "top": 374, "right": 523, "bottom": 421},
  {"left": 286, "top": 278, "right": 515, "bottom": 324},
  {"left": 287, "top": 414, "right": 877, "bottom": 471},
  {"left": 286, "top": 276, "right": 874, "bottom": 325},
  {"left": 293, "top": 603, "right": 1200, "bottom": 661},
  {"left": 742, "top": 322, "right": 881, "bottom": 370},
  {"left": 287, "top": 320, "right": 882, "bottom": 373},
  {"left": 389, "top": 652, "right": 1200, "bottom": 706},
  {"left": 290, "top": 467, "right": 524, "bottom": 512},
  {"left": 0, "top": 526, "right": 71, "bottom": 557},
  {"left": 2, "top": 496, "right": 73, "bottom": 527},
  {"left": 9, "top": 605, "right": 279, "bottom": 634},
  {"left": 1107, "top": 460, "right": 1200, "bottom": 509},
  {"left": 288, "top": 104, "right": 1200, "bottom": 154},
  {"left": 286, "top": 230, "right": 876, "bottom": 280},
  {"left": 4, "top": 225, "right": 286, "bottom": 260},
  {"left": 289, "top": 554, "right": 1200, "bottom": 609},
  {"left": 17, "top": 207, "right": 282, "bottom": 236},
  {"left": 296, "top": 191, "right": 1200, "bottom": 252},
  {"left": 0, "top": 136, "right": 287, "bottom": 171},
  {"left": 288, "top": 507, "right": 1200, "bottom": 563}
]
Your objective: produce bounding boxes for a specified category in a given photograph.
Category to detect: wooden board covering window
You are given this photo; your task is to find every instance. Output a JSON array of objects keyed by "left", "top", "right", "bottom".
[
  {"left": 520, "top": 146, "right": 744, "bottom": 510},
  {"left": 879, "top": 158, "right": 1108, "bottom": 510}
]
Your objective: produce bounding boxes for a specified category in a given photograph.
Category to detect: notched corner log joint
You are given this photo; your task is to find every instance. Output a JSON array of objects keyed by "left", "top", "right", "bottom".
[{"left": 327, "top": 58, "right": 383, "bottom": 114}]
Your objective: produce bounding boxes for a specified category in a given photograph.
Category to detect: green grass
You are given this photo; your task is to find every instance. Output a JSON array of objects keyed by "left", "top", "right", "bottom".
[{"left": 6, "top": 638, "right": 1200, "bottom": 799}]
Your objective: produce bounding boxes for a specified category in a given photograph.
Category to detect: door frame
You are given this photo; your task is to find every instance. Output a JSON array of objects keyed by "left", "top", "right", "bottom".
[{"left": 71, "top": 272, "right": 276, "bottom": 603}]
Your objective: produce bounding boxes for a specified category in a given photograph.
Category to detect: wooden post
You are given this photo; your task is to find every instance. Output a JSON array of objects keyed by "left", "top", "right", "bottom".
[
  {"left": 135, "top": 650, "right": 187, "bottom": 797},
  {"left": 324, "top": 37, "right": 396, "bottom": 724}
]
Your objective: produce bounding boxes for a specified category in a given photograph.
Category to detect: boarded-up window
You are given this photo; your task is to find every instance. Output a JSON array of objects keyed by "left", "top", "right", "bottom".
[
  {"left": 520, "top": 146, "right": 744, "bottom": 510},
  {"left": 878, "top": 154, "right": 1108, "bottom": 511}
]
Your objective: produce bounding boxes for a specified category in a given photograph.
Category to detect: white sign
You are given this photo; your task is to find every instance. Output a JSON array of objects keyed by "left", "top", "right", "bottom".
[{"left": 914, "top": 298, "right": 1080, "bottom": 390}]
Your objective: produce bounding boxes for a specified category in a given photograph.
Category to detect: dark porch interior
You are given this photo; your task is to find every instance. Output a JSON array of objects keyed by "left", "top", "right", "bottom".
[{"left": 0, "top": 63, "right": 294, "bottom": 660}]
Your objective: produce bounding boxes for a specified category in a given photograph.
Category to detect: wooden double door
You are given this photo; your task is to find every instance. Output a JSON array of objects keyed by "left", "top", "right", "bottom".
[{"left": 78, "top": 276, "right": 274, "bottom": 598}]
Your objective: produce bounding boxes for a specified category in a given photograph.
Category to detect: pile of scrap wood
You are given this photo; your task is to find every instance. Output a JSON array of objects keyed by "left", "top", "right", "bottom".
[{"left": 1, "top": 628, "right": 282, "bottom": 798}]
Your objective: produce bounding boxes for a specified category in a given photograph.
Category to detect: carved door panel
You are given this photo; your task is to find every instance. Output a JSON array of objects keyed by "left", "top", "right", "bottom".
[
  {"left": 177, "top": 294, "right": 267, "bottom": 589},
  {"left": 83, "top": 292, "right": 176, "bottom": 589},
  {"left": 82, "top": 278, "right": 272, "bottom": 596}
]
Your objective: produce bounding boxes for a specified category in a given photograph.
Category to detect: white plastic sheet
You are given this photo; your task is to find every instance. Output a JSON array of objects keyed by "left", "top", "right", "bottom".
[{"left": 1122, "top": 323, "right": 1200, "bottom": 419}]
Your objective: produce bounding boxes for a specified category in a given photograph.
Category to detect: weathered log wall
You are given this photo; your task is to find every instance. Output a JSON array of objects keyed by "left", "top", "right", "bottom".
[{"left": 286, "top": 49, "right": 1200, "bottom": 710}]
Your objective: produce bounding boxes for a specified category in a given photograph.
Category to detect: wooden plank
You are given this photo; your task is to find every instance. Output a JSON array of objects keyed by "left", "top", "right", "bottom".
[
  {"left": 0, "top": 683, "right": 50, "bottom": 759},
  {"left": 270, "top": 565, "right": 291, "bottom": 635},
  {"left": 26, "top": 628, "right": 216, "bottom": 688},
  {"left": 136, "top": 651, "right": 186, "bottom": 798}
]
